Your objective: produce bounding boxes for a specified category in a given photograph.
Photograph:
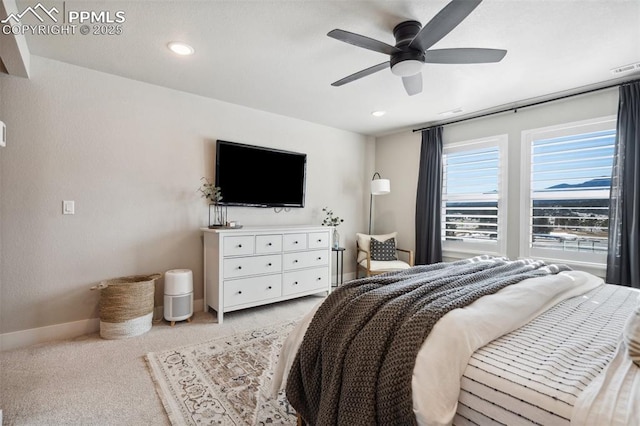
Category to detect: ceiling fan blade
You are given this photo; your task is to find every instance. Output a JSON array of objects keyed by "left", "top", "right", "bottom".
[
  {"left": 328, "top": 29, "right": 401, "bottom": 56},
  {"left": 424, "top": 48, "right": 507, "bottom": 64},
  {"left": 331, "top": 62, "right": 390, "bottom": 86},
  {"left": 408, "top": 0, "right": 482, "bottom": 52},
  {"left": 402, "top": 73, "right": 423, "bottom": 96}
]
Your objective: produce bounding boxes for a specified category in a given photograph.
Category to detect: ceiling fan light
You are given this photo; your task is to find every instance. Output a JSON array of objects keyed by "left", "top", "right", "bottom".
[{"left": 391, "top": 59, "right": 422, "bottom": 77}]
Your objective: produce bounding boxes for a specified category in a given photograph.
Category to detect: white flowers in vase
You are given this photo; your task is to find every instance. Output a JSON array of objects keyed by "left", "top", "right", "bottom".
[
  {"left": 198, "top": 177, "right": 223, "bottom": 204},
  {"left": 199, "top": 177, "right": 226, "bottom": 227},
  {"left": 321, "top": 207, "right": 344, "bottom": 249}
]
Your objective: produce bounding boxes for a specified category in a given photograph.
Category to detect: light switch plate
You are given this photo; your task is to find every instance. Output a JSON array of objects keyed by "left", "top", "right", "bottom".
[
  {"left": 63, "top": 200, "right": 75, "bottom": 215},
  {"left": 0, "top": 120, "right": 6, "bottom": 147}
]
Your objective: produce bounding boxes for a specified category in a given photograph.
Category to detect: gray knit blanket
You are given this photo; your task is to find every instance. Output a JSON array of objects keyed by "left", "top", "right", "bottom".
[{"left": 285, "top": 256, "right": 571, "bottom": 426}]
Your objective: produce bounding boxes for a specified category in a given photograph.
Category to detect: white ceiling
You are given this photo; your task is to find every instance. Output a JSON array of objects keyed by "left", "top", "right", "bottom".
[{"left": 8, "top": 0, "right": 640, "bottom": 136}]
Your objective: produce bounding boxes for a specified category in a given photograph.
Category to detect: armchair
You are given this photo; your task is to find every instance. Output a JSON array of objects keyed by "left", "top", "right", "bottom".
[{"left": 356, "top": 232, "right": 415, "bottom": 278}]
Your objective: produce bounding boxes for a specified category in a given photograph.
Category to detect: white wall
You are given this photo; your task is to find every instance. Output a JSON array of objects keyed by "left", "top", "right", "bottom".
[
  {"left": 370, "top": 130, "right": 420, "bottom": 253},
  {"left": 0, "top": 56, "right": 369, "bottom": 337},
  {"left": 374, "top": 88, "right": 619, "bottom": 269}
]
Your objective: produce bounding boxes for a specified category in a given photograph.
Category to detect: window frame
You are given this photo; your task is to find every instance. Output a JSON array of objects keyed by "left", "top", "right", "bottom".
[
  {"left": 519, "top": 116, "right": 616, "bottom": 267},
  {"left": 441, "top": 134, "right": 508, "bottom": 258}
]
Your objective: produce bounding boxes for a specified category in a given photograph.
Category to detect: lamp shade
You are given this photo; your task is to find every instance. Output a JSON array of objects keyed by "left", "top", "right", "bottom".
[{"left": 371, "top": 178, "right": 391, "bottom": 195}]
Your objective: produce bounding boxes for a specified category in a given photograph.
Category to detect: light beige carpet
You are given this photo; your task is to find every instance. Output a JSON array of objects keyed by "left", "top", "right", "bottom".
[
  {"left": 146, "top": 320, "right": 298, "bottom": 425},
  {"left": 0, "top": 294, "right": 324, "bottom": 425}
]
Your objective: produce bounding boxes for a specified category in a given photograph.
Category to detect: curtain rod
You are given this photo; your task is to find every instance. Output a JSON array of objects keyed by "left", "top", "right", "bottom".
[{"left": 412, "top": 78, "right": 640, "bottom": 133}]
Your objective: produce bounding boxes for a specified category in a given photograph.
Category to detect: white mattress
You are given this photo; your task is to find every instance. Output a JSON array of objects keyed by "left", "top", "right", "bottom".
[
  {"left": 272, "top": 271, "right": 639, "bottom": 425},
  {"left": 454, "top": 284, "right": 638, "bottom": 426}
]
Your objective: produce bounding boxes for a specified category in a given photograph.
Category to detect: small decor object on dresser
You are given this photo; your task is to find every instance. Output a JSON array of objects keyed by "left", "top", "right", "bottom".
[
  {"left": 321, "top": 206, "right": 344, "bottom": 249},
  {"left": 198, "top": 177, "right": 227, "bottom": 228}
]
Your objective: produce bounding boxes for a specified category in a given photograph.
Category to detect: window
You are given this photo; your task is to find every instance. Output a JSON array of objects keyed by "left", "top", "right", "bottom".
[
  {"left": 521, "top": 117, "right": 616, "bottom": 265},
  {"left": 441, "top": 135, "right": 508, "bottom": 255}
]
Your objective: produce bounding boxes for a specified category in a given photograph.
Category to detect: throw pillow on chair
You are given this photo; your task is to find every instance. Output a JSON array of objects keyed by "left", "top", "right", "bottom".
[{"left": 370, "top": 237, "right": 397, "bottom": 261}]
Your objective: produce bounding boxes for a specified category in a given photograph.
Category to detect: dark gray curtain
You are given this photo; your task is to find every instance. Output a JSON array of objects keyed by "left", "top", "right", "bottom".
[
  {"left": 415, "top": 126, "right": 443, "bottom": 264},
  {"left": 606, "top": 81, "right": 640, "bottom": 288}
]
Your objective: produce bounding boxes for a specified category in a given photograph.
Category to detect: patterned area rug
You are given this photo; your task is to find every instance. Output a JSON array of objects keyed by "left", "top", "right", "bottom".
[{"left": 146, "top": 321, "right": 298, "bottom": 425}]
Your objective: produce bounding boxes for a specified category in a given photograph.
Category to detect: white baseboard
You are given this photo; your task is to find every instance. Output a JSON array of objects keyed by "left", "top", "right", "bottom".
[
  {"left": 0, "top": 318, "right": 100, "bottom": 352},
  {"left": 0, "top": 299, "right": 205, "bottom": 352}
]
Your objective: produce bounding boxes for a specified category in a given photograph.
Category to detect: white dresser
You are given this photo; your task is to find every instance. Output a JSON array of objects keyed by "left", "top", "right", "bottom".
[{"left": 202, "top": 225, "right": 331, "bottom": 323}]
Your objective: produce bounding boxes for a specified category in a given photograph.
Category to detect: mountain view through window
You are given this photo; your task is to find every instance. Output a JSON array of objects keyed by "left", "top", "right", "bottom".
[
  {"left": 441, "top": 140, "right": 503, "bottom": 251},
  {"left": 528, "top": 129, "right": 615, "bottom": 254}
]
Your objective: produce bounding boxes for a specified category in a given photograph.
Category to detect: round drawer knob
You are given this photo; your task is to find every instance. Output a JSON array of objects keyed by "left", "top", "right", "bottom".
[
  {"left": 238, "top": 244, "right": 242, "bottom": 247},
  {"left": 268, "top": 286, "right": 272, "bottom": 290},
  {"left": 238, "top": 266, "right": 242, "bottom": 270},
  {"left": 268, "top": 242, "right": 272, "bottom": 246},
  {"left": 294, "top": 260, "right": 298, "bottom": 263},
  {"left": 294, "top": 281, "right": 298, "bottom": 285},
  {"left": 268, "top": 263, "right": 272, "bottom": 266},
  {"left": 317, "top": 277, "right": 322, "bottom": 280},
  {"left": 238, "top": 290, "right": 242, "bottom": 294},
  {"left": 317, "top": 257, "right": 321, "bottom": 260},
  {"left": 294, "top": 241, "right": 298, "bottom": 244}
]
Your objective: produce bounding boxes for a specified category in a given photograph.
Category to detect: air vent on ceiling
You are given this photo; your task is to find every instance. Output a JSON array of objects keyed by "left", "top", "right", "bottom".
[
  {"left": 439, "top": 108, "right": 463, "bottom": 116},
  {"left": 610, "top": 62, "right": 640, "bottom": 75}
]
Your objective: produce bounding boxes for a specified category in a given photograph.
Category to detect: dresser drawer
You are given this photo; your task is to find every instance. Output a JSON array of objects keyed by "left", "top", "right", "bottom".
[
  {"left": 224, "top": 275, "right": 282, "bottom": 307},
  {"left": 223, "top": 254, "right": 282, "bottom": 279},
  {"left": 283, "top": 233, "right": 307, "bottom": 251},
  {"left": 308, "top": 231, "right": 330, "bottom": 248},
  {"left": 223, "top": 236, "right": 254, "bottom": 256},
  {"left": 283, "top": 250, "right": 329, "bottom": 271},
  {"left": 255, "top": 234, "right": 282, "bottom": 254},
  {"left": 283, "top": 268, "right": 329, "bottom": 296}
]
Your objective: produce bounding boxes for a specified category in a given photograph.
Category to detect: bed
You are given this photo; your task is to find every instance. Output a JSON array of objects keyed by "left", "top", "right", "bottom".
[{"left": 270, "top": 256, "right": 640, "bottom": 426}]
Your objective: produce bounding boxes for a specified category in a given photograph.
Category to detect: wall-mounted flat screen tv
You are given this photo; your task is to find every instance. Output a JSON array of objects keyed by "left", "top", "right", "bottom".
[{"left": 215, "top": 140, "right": 307, "bottom": 208}]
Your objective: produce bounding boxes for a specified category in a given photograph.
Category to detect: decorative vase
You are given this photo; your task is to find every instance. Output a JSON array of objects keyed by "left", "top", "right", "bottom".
[
  {"left": 209, "top": 204, "right": 227, "bottom": 228},
  {"left": 332, "top": 228, "right": 340, "bottom": 249}
]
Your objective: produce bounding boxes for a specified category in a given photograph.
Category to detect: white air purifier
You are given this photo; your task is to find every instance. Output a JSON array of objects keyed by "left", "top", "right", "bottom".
[{"left": 164, "top": 269, "right": 193, "bottom": 326}]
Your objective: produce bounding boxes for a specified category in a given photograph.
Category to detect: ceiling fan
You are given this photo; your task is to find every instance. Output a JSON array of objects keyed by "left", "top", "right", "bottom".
[{"left": 328, "top": 0, "right": 507, "bottom": 96}]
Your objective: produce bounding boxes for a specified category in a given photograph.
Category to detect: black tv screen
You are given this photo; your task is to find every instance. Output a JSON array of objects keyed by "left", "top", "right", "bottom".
[{"left": 215, "top": 140, "right": 307, "bottom": 207}]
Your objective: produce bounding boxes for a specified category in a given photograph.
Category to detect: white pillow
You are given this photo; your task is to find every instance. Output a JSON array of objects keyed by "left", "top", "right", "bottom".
[
  {"left": 356, "top": 232, "right": 397, "bottom": 263},
  {"left": 624, "top": 295, "right": 640, "bottom": 367}
]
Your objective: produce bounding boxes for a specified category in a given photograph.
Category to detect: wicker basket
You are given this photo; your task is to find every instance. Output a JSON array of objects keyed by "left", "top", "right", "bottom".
[{"left": 92, "top": 274, "right": 160, "bottom": 340}]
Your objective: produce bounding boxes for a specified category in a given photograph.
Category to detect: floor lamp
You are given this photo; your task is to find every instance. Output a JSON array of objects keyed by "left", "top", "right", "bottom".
[{"left": 369, "top": 172, "right": 391, "bottom": 234}]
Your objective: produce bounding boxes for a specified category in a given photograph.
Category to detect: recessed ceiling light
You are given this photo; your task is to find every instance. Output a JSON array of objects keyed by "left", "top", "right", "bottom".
[
  {"left": 167, "top": 42, "right": 195, "bottom": 56},
  {"left": 371, "top": 111, "right": 386, "bottom": 117}
]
